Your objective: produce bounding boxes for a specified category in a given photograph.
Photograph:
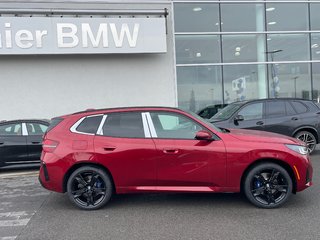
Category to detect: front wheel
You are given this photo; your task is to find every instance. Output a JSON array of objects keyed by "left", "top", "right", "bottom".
[
  {"left": 244, "top": 163, "right": 292, "bottom": 208},
  {"left": 294, "top": 131, "right": 316, "bottom": 154},
  {"left": 67, "top": 166, "right": 113, "bottom": 210}
]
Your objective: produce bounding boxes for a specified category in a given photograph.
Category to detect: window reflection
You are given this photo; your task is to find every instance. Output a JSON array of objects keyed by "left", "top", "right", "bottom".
[
  {"left": 221, "top": 4, "right": 264, "bottom": 32},
  {"left": 267, "top": 63, "right": 311, "bottom": 99},
  {"left": 311, "top": 34, "right": 320, "bottom": 60},
  {"left": 177, "top": 66, "right": 222, "bottom": 112},
  {"left": 266, "top": 3, "right": 308, "bottom": 31},
  {"left": 312, "top": 63, "right": 320, "bottom": 102},
  {"left": 223, "top": 64, "right": 267, "bottom": 103},
  {"left": 266, "top": 34, "right": 309, "bottom": 61},
  {"left": 175, "top": 35, "right": 221, "bottom": 64},
  {"left": 174, "top": 3, "right": 219, "bottom": 32},
  {"left": 310, "top": 4, "right": 320, "bottom": 30},
  {"left": 222, "top": 34, "right": 265, "bottom": 63}
]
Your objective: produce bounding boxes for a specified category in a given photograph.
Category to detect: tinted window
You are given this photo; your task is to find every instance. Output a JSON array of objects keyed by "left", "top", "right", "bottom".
[
  {"left": 303, "top": 101, "right": 319, "bottom": 112},
  {"left": 26, "top": 123, "right": 48, "bottom": 136},
  {"left": 77, "top": 116, "right": 103, "bottom": 134},
  {"left": 102, "top": 112, "right": 144, "bottom": 138},
  {"left": 285, "top": 102, "right": 296, "bottom": 116},
  {"left": 291, "top": 101, "right": 308, "bottom": 114},
  {"left": 238, "top": 103, "right": 263, "bottom": 120},
  {"left": 46, "top": 118, "right": 63, "bottom": 133},
  {"left": 0, "top": 123, "right": 22, "bottom": 136},
  {"left": 266, "top": 101, "right": 286, "bottom": 118},
  {"left": 150, "top": 112, "right": 204, "bottom": 139}
]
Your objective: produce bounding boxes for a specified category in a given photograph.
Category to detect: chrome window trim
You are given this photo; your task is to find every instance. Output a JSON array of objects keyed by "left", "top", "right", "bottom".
[
  {"left": 22, "top": 123, "right": 28, "bottom": 136},
  {"left": 96, "top": 115, "right": 107, "bottom": 135},
  {"left": 145, "top": 112, "right": 158, "bottom": 138},
  {"left": 142, "top": 112, "right": 152, "bottom": 138},
  {"left": 70, "top": 114, "right": 104, "bottom": 136}
]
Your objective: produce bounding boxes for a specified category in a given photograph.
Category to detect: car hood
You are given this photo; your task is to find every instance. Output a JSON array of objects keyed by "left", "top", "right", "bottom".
[{"left": 227, "top": 128, "right": 303, "bottom": 145}]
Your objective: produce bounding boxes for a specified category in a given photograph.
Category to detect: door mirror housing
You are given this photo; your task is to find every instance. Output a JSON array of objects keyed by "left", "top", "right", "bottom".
[
  {"left": 234, "top": 115, "right": 244, "bottom": 123},
  {"left": 195, "top": 130, "right": 213, "bottom": 141}
]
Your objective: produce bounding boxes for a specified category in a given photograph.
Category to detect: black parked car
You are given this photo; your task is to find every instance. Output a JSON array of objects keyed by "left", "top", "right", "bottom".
[
  {"left": 0, "top": 119, "right": 49, "bottom": 168},
  {"left": 197, "top": 104, "right": 228, "bottom": 119},
  {"left": 210, "top": 98, "right": 320, "bottom": 153}
]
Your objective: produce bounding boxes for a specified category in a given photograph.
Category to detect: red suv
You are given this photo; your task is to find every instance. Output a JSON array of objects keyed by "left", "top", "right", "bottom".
[{"left": 39, "top": 107, "right": 313, "bottom": 210}]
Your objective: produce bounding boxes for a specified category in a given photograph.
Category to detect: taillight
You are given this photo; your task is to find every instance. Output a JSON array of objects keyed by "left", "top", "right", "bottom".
[{"left": 42, "top": 139, "right": 59, "bottom": 153}]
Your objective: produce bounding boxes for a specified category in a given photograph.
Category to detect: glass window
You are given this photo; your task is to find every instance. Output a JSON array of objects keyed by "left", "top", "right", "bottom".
[
  {"left": 266, "top": 34, "right": 309, "bottom": 61},
  {"left": 266, "top": 101, "right": 286, "bottom": 118},
  {"left": 175, "top": 35, "right": 220, "bottom": 64},
  {"left": 26, "top": 123, "right": 48, "bottom": 136},
  {"left": 267, "top": 63, "right": 311, "bottom": 99},
  {"left": 177, "top": 66, "right": 223, "bottom": 113},
  {"left": 76, "top": 116, "right": 102, "bottom": 134},
  {"left": 174, "top": 3, "right": 219, "bottom": 32},
  {"left": 102, "top": 112, "right": 144, "bottom": 138},
  {"left": 238, "top": 103, "right": 263, "bottom": 121},
  {"left": 312, "top": 63, "right": 320, "bottom": 102},
  {"left": 285, "top": 102, "right": 296, "bottom": 116},
  {"left": 221, "top": 4, "right": 264, "bottom": 32},
  {"left": 223, "top": 64, "right": 267, "bottom": 103},
  {"left": 311, "top": 34, "right": 320, "bottom": 60},
  {"left": 222, "top": 34, "right": 265, "bottom": 63},
  {"left": 266, "top": 3, "right": 308, "bottom": 31},
  {"left": 150, "top": 112, "right": 204, "bottom": 139},
  {"left": 0, "top": 123, "right": 22, "bottom": 136},
  {"left": 291, "top": 101, "right": 308, "bottom": 114},
  {"left": 310, "top": 4, "right": 320, "bottom": 30}
]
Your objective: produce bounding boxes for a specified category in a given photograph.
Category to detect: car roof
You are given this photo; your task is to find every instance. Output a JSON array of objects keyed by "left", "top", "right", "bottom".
[
  {"left": 0, "top": 119, "right": 50, "bottom": 125},
  {"left": 229, "top": 98, "right": 314, "bottom": 105}
]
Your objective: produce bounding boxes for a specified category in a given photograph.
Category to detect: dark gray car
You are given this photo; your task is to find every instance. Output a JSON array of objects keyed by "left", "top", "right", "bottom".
[
  {"left": 210, "top": 98, "right": 320, "bottom": 153},
  {"left": 0, "top": 119, "right": 49, "bottom": 168}
]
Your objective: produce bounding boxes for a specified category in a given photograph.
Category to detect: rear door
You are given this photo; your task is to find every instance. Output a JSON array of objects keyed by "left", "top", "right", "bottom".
[
  {"left": 263, "top": 100, "right": 299, "bottom": 136},
  {"left": 93, "top": 111, "right": 157, "bottom": 191},
  {"left": 0, "top": 122, "right": 28, "bottom": 166},
  {"left": 25, "top": 121, "right": 48, "bottom": 161}
]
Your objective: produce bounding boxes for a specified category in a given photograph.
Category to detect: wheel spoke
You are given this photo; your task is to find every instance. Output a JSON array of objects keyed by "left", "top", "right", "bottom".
[
  {"left": 75, "top": 174, "right": 87, "bottom": 186},
  {"left": 93, "top": 188, "right": 106, "bottom": 197},
  {"left": 251, "top": 186, "right": 265, "bottom": 197},
  {"left": 273, "top": 185, "right": 288, "bottom": 193},
  {"left": 254, "top": 173, "right": 266, "bottom": 184},
  {"left": 89, "top": 174, "right": 99, "bottom": 187},
  {"left": 72, "top": 189, "right": 86, "bottom": 199},
  {"left": 266, "top": 193, "right": 276, "bottom": 205},
  {"left": 270, "top": 171, "right": 280, "bottom": 183}
]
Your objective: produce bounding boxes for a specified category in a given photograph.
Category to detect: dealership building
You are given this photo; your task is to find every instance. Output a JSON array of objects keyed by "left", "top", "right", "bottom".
[{"left": 1, "top": 0, "right": 320, "bottom": 120}]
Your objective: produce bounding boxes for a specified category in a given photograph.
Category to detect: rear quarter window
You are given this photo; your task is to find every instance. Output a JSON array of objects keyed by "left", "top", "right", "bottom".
[
  {"left": 76, "top": 115, "right": 103, "bottom": 134},
  {"left": 291, "top": 101, "right": 308, "bottom": 114}
]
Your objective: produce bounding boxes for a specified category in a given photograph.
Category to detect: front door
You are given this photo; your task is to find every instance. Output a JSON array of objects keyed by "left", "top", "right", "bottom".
[{"left": 147, "top": 111, "right": 226, "bottom": 190}]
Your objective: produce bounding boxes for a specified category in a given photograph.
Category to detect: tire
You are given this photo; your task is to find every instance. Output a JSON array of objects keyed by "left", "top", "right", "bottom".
[
  {"left": 67, "top": 166, "right": 113, "bottom": 210},
  {"left": 294, "top": 131, "right": 317, "bottom": 154},
  {"left": 244, "top": 163, "right": 292, "bottom": 209}
]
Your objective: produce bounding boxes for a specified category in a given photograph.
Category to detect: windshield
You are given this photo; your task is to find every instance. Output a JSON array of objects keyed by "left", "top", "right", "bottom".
[{"left": 210, "top": 102, "right": 243, "bottom": 121}]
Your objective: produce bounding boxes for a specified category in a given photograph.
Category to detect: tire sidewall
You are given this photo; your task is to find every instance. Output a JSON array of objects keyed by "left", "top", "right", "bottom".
[
  {"left": 67, "top": 166, "right": 113, "bottom": 210},
  {"left": 244, "top": 163, "right": 293, "bottom": 209}
]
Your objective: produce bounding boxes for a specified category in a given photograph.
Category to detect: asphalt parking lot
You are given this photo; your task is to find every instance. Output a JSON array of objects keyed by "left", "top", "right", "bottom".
[{"left": 0, "top": 152, "right": 319, "bottom": 240}]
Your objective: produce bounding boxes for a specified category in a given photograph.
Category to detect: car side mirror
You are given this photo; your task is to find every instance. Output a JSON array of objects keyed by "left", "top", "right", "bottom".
[
  {"left": 234, "top": 115, "right": 244, "bottom": 123},
  {"left": 195, "top": 130, "right": 213, "bottom": 141}
]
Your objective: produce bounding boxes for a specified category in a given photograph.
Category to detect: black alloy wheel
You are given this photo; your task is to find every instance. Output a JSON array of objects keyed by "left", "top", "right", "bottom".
[
  {"left": 67, "top": 166, "right": 113, "bottom": 210},
  {"left": 294, "top": 131, "right": 316, "bottom": 154},
  {"left": 244, "top": 163, "right": 292, "bottom": 208}
]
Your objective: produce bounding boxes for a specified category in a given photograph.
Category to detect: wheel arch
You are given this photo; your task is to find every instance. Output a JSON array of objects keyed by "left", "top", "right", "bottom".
[
  {"left": 240, "top": 158, "right": 297, "bottom": 194},
  {"left": 62, "top": 162, "right": 116, "bottom": 193},
  {"left": 293, "top": 127, "right": 319, "bottom": 144}
]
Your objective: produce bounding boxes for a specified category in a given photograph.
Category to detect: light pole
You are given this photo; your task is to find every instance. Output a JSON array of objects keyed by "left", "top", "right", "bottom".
[{"left": 265, "top": 49, "right": 283, "bottom": 98}]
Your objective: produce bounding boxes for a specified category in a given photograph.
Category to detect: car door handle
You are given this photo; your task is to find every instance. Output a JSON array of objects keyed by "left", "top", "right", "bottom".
[
  {"left": 103, "top": 146, "right": 116, "bottom": 151},
  {"left": 163, "top": 149, "right": 179, "bottom": 154},
  {"left": 291, "top": 117, "right": 298, "bottom": 121},
  {"left": 32, "top": 141, "right": 41, "bottom": 144},
  {"left": 256, "top": 121, "right": 264, "bottom": 126},
  {"left": 0, "top": 142, "right": 4, "bottom": 145}
]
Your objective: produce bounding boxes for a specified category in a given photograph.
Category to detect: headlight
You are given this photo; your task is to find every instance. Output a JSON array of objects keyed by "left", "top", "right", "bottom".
[{"left": 286, "top": 144, "right": 308, "bottom": 155}]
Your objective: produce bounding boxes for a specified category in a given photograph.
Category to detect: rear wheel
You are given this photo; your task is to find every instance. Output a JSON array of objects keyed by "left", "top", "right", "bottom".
[
  {"left": 67, "top": 166, "right": 113, "bottom": 210},
  {"left": 294, "top": 131, "right": 316, "bottom": 154},
  {"left": 244, "top": 163, "right": 292, "bottom": 208}
]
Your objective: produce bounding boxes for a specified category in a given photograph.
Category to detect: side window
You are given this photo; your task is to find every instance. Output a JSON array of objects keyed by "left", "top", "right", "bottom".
[
  {"left": 150, "top": 112, "right": 204, "bottom": 139},
  {"left": 285, "top": 101, "right": 296, "bottom": 116},
  {"left": 76, "top": 116, "right": 103, "bottom": 134},
  {"left": 291, "top": 101, "right": 308, "bottom": 114},
  {"left": 238, "top": 103, "right": 263, "bottom": 121},
  {"left": 26, "top": 123, "right": 48, "bottom": 135},
  {"left": 0, "top": 123, "right": 22, "bottom": 136},
  {"left": 102, "top": 112, "right": 144, "bottom": 138},
  {"left": 266, "top": 101, "right": 286, "bottom": 118},
  {"left": 303, "top": 101, "right": 319, "bottom": 112}
]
